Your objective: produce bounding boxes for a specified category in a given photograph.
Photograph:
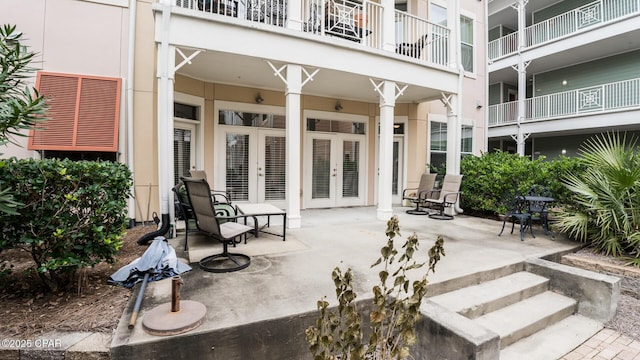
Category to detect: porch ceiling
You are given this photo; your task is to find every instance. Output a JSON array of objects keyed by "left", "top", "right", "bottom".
[
  {"left": 175, "top": 49, "right": 446, "bottom": 104},
  {"left": 488, "top": 0, "right": 566, "bottom": 29}
]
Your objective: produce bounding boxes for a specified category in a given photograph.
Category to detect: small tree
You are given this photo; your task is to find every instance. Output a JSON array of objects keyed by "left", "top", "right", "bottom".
[
  {"left": 0, "top": 24, "right": 48, "bottom": 214},
  {"left": 306, "top": 216, "right": 445, "bottom": 359}
]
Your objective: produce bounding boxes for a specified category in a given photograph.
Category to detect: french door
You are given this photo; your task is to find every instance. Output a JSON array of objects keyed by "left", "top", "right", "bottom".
[
  {"left": 216, "top": 127, "right": 286, "bottom": 208},
  {"left": 391, "top": 136, "right": 404, "bottom": 204},
  {"left": 173, "top": 123, "right": 196, "bottom": 185},
  {"left": 304, "top": 133, "right": 366, "bottom": 208}
]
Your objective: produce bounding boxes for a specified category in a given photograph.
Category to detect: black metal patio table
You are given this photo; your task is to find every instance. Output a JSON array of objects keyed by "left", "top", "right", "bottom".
[{"left": 522, "top": 195, "right": 554, "bottom": 234}]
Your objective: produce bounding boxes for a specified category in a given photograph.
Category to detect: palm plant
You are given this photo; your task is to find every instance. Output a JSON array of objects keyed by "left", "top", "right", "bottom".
[
  {"left": 0, "top": 24, "right": 48, "bottom": 215},
  {"left": 554, "top": 132, "right": 640, "bottom": 262}
]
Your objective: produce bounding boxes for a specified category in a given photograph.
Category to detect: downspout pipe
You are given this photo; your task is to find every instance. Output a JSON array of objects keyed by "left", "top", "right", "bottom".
[
  {"left": 454, "top": 0, "right": 464, "bottom": 215},
  {"left": 126, "top": 0, "right": 137, "bottom": 228},
  {"left": 455, "top": 63, "right": 464, "bottom": 215}
]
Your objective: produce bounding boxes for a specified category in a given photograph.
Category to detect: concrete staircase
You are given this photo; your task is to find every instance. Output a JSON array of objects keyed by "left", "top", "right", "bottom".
[{"left": 416, "top": 259, "right": 620, "bottom": 360}]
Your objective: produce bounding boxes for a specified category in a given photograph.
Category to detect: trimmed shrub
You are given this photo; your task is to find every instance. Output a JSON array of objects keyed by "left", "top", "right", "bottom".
[
  {"left": 0, "top": 158, "right": 132, "bottom": 292},
  {"left": 460, "top": 151, "right": 583, "bottom": 217}
]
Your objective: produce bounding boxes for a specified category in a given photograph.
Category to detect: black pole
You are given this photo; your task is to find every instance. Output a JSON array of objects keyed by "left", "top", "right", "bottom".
[{"left": 128, "top": 272, "right": 150, "bottom": 329}]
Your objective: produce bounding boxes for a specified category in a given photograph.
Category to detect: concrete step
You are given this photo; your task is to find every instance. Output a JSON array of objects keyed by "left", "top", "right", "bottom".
[
  {"left": 501, "top": 314, "right": 603, "bottom": 360},
  {"left": 428, "top": 271, "right": 549, "bottom": 319},
  {"left": 474, "top": 291, "right": 577, "bottom": 348}
]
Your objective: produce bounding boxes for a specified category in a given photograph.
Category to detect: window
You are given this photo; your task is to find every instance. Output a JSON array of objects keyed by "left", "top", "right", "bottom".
[
  {"left": 307, "top": 119, "right": 366, "bottom": 135},
  {"left": 430, "top": 122, "right": 447, "bottom": 169},
  {"left": 460, "top": 16, "right": 474, "bottom": 72},
  {"left": 429, "top": 122, "right": 474, "bottom": 168},
  {"left": 29, "top": 72, "right": 122, "bottom": 152},
  {"left": 175, "top": 103, "right": 198, "bottom": 120},
  {"left": 461, "top": 125, "right": 473, "bottom": 154},
  {"left": 429, "top": 4, "right": 474, "bottom": 71},
  {"left": 218, "top": 110, "right": 285, "bottom": 129},
  {"left": 430, "top": 3, "right": 447, "bottom": 25}
]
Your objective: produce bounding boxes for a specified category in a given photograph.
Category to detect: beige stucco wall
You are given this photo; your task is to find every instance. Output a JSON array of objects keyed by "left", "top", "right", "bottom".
[
  {"left": 0, "top": 0, "right": 131, "bottom": 159},
  {"left": 425, "top": 0, "right": 488, "bottom": 177}
]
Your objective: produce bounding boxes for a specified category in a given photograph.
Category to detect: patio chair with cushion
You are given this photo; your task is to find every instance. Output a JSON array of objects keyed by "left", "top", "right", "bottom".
[
  {"left": 189, "top": 170, "right": 232, "bottom": 205},
  {"left": 423, "top": 174, "right": 463, "bottom": 220},
  {"left": 173, "top": 181, "right": 199, "bottom": 251},
  {"left": 181, "top": 176, "right": 256, "bottom": 273},
  {"left": 498, "top": 192, "right": 534, "bottom": 241},
  {"left": 173, "top": 181, "right": 239, "bottom": 251},
  {"left": 402, "top": 173, "right": 438, "bottom": 215}
]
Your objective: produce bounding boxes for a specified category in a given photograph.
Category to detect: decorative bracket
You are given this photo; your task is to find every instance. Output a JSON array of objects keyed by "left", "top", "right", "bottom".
[
  {"left": 510, "top": 60, "right": 531, "bottom": 73},
  {"left": 510, "top": 133, "right": 530, "bottom": 142},
  {"left": 267, "top": 61, "right": 319, "bottom": 89},
  {"left": 174, "top": 48, "right": 203, "bottom": 72},
  {"left": 510, "top": 0, "right": 529, "bottom": 11},
  {"left": 440, "top": 92, "right": 453, "bottom": 112},
  {"left": 369, "top": 79, "right": 408, "bottom": 103}
]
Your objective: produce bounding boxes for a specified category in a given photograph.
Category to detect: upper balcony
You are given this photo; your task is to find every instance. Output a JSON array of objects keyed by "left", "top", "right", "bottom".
[
  {"left": 174, "top": 0, "right": 450, "bottom": 67},
  {"left": 162, "top": 0, "right": 458, "bottom": 103},
  {"left": 488, "top": 0, "right": 640, "bottom": 61},
  {"left": 488, "top": 77, "right": 640, "bottom": 128}
]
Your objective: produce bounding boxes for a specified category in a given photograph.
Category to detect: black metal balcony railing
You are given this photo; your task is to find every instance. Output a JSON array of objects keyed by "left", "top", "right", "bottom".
[{"left": 175, "top": 0, "right": 450, "bottom": 67}]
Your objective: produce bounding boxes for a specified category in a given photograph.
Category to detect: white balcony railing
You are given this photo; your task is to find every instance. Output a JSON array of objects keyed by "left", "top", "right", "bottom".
[
  {"left": 488, "top": 31, "right": 517, "bottom": 60},
  {"left": 488, "top": 100, "right": 518, "bottom": 126},
  {"left": 394, "top": 10, "right": 450, "bottom": 66},
  {"left": 488, "top": 0, "right": 640, "bottom": 60},
  {"left": 488, "top": 77, "right": 640, "bottom": 126},
  {"left": 174, "top": 0, "right": 450, "bottom": 67}
]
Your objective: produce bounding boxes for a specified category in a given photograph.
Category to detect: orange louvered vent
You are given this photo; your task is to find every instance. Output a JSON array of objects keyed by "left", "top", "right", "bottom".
[{"left": 29, "top": 72, "right": 121, "bottom": 152}]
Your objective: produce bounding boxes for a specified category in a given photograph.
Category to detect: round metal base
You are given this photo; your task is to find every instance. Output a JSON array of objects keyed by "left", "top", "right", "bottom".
[
  {"left": 199, "top": 252, "right": 251, "bottom": 273},
  {"left": 428, "top": 213, "right": 454, "bottom": 220},
  {"left": 142, "top": 300, "right": 207, "bottom": 336},
  {"left": 406, "top": 209, "right": 429, "bottom": 215}
]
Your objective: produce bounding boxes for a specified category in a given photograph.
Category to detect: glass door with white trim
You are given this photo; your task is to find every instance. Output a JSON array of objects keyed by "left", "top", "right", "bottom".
[
  {"left": 391, "top": 136, "right": 404, "bottom": 204},
  {"left": 174, "top": 123, "right": 196, "bottom": 185},
  {"left": 304, "top": 117, "right": 367, "bottom": 208},
  {"left": 216, "top": 108, "right": 286, "bottom": 207},
  {"left": 258, "top": 130, "right": 286, "bottom": 208}
]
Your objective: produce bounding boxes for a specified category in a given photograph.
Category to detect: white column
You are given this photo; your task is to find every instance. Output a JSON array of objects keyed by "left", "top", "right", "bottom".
[
  {"left": 286, "top": 0, "right": 302, "bottom": 31},
  {"left": 445, "top": 94, "right": 460, "bottom": 175},
  {"left": 285, "top": 64, "right": 302, "bottom": 229},
  {"left": 377, "top": 80, "right": 395, "bottom": 220},
  {"left": 157, "top": 0, "right": 175, "bottom": 217},
  {"left": 516, "top": 0, "right": 527, "bottom": 156},
  {"left": 381, "top": 0, "right": 395, "bottom": 52}
]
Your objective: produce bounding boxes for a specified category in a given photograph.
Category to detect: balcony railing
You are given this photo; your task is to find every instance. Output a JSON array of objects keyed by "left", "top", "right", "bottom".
[
  {"left": 488, "top": 77, "right": 640, "bottom": 126},
  {"left": 394, "top": 10, "right": 450, "bottom": 66},
  {"left": 488, "top": 31, "right": 517, "bottom": 60},
  {"left": 488, "top": 0, "right": 640, "bottom": 60},
  {"left": 303, "top": 0, "right": 383, "bottom": 49},
  {"left": 175, "top": 0, "right": 450, "bottom": 66}
]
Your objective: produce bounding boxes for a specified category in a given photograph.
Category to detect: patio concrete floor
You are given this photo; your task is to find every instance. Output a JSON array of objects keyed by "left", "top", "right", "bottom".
[{"left": 110, "top": 206, "right": 582, "bottom": 359}]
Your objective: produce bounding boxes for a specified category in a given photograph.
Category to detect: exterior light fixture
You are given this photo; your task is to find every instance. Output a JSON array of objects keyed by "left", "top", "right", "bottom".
[
  {"left": 255, "top": 93, "right": 264, "bottom": 103},
  {"left": 335, "top": 102, "right": 343, "bottom": 111}
]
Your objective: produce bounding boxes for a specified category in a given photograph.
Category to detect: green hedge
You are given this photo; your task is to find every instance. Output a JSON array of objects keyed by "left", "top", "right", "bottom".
[
  {"left": 0, "top": 158, "right": 132, "bottom": 291},
  {"left": 460, "top": 151, "right": 584, "bottom": 217}
]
